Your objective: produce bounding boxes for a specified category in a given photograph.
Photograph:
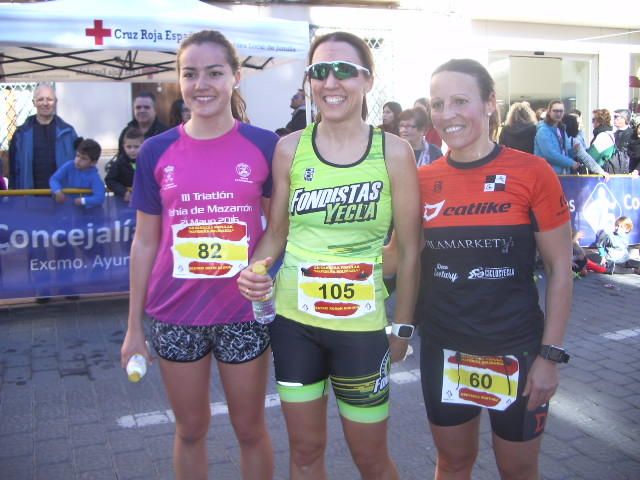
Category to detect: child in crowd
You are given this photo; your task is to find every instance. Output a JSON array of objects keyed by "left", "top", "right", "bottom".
[
  {"left": 593, "top": 216, "right": 640, "bottom": 274},
  {"left": 105, "top": 127, "right": 143, "bottom": 202},
  {"left": 571, "top": 229, "right": 588, "bottom": 277},
  {"left": 49, "top": 138, "right": 105, "bottom": 208}
]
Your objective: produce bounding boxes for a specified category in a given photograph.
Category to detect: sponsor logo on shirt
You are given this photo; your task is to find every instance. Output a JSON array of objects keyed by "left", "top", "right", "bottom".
[
  {"left": 443, "top": 202, "right": 512, "bottom": 216},
  {"left": 304, "top": 168, "right": 315, "bottom": 182},
  {"left": 426, "top": 237, "right": 514, "bottom": 252},
  {"left": 467, "top": 266, "right": 515, "bottom": 280},
  {"left": 423, "top": 200, "right": 445, "bottom": 222},
  {"left": 484, "top": 174, "right": 507, "bottom": 192},
  {"left": 235, "top": 163, "right": 253, "bottom": 184},
  {"left": 290, "top": 181, "right": 383, "bottom": 224},
  {"left": 161, "top": 165, "right": 177, "bottom": 190},
  {"left": 433, "top": 263, "right": 458, "bottom": 283}
]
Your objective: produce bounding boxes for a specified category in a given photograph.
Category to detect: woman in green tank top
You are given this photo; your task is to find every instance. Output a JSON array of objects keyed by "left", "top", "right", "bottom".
[{"left": 238, "top": 31, "right": 421, "bottom": 479}]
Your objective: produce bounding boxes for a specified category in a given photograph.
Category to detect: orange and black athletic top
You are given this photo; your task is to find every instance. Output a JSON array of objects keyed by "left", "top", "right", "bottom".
[{"left": 417, "top": 145, "right": 569, "bottom": 355}]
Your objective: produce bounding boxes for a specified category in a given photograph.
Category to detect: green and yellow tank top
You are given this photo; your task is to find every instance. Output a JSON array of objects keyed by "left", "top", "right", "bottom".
[{"left": 275, "top": 123, "right": 393, "bottom": 331}]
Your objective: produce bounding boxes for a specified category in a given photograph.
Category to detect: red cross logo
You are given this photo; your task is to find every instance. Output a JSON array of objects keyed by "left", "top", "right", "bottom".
[{"left": 85, "top": 20, "right": 112, "bottom": 46}]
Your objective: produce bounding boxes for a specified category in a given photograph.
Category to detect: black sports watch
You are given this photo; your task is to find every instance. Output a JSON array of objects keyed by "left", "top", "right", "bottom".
[
  {"left": 539, "top": 344, "right": 570, "bottom": 363},
  {"left": 391, "top": 323, "right": 415, "bottom": 339}
]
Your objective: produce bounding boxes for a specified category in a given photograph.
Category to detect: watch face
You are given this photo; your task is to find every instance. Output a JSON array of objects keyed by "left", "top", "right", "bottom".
[
  {"left": 548, "top": 348, "right": 564, "bottom": 362},
  {"left": 542, "top": 345, "right": 569, "bottom": 363},
  {"left": 397, "top": 325, "right": 414, "bottom": 338}
]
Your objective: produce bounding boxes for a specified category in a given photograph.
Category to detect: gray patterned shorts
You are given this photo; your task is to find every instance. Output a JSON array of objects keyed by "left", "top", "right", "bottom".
[{"left": 150, "top": 319, "right": 270, "bottom": 364}]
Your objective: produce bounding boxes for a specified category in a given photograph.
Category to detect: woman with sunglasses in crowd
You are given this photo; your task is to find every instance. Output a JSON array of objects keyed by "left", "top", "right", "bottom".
[
  {"left": 413, "top": 59, "right": 572, "bottom": 479},
  {"left": 121, "top": 30, "right": 277, "bottom": 480},
  {"left": 238, "top": 31, "right": 420, "bottom": 478}
]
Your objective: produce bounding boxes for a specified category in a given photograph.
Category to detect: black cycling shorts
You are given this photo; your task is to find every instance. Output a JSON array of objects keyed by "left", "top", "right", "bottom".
[
  {"left": 269, "top": 315, "right": 390, "bottom": 423},
  {"left": 420, "top": 336, "right": 549, "bottom": 442}
]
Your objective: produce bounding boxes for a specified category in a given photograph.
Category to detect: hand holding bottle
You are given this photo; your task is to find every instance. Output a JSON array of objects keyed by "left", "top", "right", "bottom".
[
  {"left": 237, "top": 258, "right": 273, "bottom": 301},
  {"left": 121, "top": 329, "right": 152, "bottom": 382}
]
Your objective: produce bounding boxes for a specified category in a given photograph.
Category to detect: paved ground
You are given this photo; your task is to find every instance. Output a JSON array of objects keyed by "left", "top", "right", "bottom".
[{"left": 0, "top": 271, "right": 639, "bottom": 479}]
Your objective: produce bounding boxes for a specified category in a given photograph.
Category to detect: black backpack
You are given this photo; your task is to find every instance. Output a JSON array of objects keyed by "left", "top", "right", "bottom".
[{"left": 602, "top": 148, "right": 630, "bottom": 174}]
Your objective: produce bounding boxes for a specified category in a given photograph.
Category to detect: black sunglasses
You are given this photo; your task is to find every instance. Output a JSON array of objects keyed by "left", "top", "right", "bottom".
[{"left": 305, "top": 61, "right": 370, "bottom": 81}]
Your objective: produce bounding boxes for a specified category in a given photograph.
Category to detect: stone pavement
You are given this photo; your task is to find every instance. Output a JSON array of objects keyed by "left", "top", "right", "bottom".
[{"left": 0, "top": 271, "right": 639, "bottom": 480}]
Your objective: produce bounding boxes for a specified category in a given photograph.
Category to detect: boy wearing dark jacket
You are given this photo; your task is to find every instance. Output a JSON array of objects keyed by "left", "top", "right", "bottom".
[{"left": 105, "top": 127, "right": 143, "bottom": 202}]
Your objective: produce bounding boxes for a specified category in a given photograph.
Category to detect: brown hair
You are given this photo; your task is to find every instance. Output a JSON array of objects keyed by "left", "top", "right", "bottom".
[
  {"left": 76, "top": 138, "right": 102, "bottom": 163},
  {"left": 544, "top": 100, "right": 564, "bottom": 125},
  {"left": 123, "top": 127, "right": 144, "bottom": 141},
  {"left": 307, "top": 31, "right": 374, "bottom": 121},
  {"left": 177, "top": 30, "right": 247, "bottom": 122},
  {"left": 432, "top": 58, "right": 499, "bottom": 140},
  {"left": 398, "top": 108, "right": 428, "bottom": 130},
  {"left": 592, "top": 108, "right": 611, "bottom": 128}
]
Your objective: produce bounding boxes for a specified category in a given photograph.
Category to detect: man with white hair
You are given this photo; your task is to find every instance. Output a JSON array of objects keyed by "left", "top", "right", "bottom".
[
  {"left": 613, "top": 108, "right": 633, "bottom": 154},
  {"left": 9, "top": 83, "right": 78, "bottom": 189}
]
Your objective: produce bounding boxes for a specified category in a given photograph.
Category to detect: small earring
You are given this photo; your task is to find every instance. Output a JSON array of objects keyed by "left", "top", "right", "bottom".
[{"left": 233, "top": 85, "right": 239, "bottom": 90}]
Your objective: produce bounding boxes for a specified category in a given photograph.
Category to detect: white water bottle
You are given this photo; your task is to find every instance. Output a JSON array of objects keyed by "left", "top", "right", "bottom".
[
  {"left": 251, "top": 262, "right": 276, "bottom": 325},
  {"left": 126, "top": 354, "right": 147, "bottom": 382}
]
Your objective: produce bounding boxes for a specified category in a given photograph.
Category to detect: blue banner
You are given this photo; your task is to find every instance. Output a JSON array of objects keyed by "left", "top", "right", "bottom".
[
  {"left": 560, "top": 176, "right": 640, "bottom": 246},
  {"left": 1, "top": 177, "right": 638, "bottom": 299},
  {"left": 0, "top": 195, "right": 135, "bottom": 299}
]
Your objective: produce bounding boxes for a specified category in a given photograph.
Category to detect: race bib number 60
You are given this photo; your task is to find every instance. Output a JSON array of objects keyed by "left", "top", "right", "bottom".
[
  {"left": 441, "top": 349, "right": 519, "bottom": 411},
  {"left": 297, "top": 262, "right": 376, "bottom": 319},
  {"left": 171, "top": 222, "right": 248, "bottom": 279}
]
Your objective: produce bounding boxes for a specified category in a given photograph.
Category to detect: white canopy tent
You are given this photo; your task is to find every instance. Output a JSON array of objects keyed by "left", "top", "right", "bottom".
[{"left": 0, "top": 0, "right": 310, "bottom": 82}]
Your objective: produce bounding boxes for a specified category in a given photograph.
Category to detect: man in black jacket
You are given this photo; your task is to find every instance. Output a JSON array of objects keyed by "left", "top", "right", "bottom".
[
  {"left": 613, "top": 109, "right": 633, "bottom": 154},
  {"left": 117, "top": 92, "right": 167, "bottom": 156},
  {"left": 285, "top": 89, "right": 306, "bottom": 132}
]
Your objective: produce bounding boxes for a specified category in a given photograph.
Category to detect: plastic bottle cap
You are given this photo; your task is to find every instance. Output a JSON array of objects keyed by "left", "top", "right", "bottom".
[
  {"left": 128, "top": 372, "right": 142, "bottom": 383},
  {"left": 252, "top": 262, "right": 268, "bottom": 275}
]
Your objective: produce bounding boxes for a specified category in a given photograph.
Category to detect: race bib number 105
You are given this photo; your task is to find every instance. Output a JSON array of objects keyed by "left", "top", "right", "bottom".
[
  {"left": 297, "top": 262, "right": 375, "bottom": 319},
  {"left": 171, "top": 222, "right": 248, "bottom": 279}
]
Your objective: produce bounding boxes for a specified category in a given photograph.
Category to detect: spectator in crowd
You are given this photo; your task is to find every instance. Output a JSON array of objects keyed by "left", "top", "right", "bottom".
[
  {"left": 563, "top": 114, "right": 609, "bottom": 178},
  {"left": 534, "top": 100, "right": 579, "bottom": 174},
  {"left": 105, "top": 127, "right": 144, "bottom": 202},
  {"left": 628, "top": 121, "right": 640, "bottom": 174},
  {"left": 594, "top": 216, "right": 640, "bottom": 274},
  {"left": 499, "top": 101, "right": 537, "bottom": 153},
  {"left": 117, "top": 92, "right": 167, "bottom": 156},
  {"left": 285, "top": 88, "right": 306, "bottom": 132},
  {"left": 379, "top": 100, "right": 402, "bottom": 135},
  {"left": 590, "top": 108, "right": 612, "bottom": 146},
  {"left": 49, "top": 138, "right": 105, "bottom": 209},
  {"left": 535, "top": 107, "right": 546, "bottom": 123},
  {"left": 274, "top": 127, "right": 291, "bottom": 137},
  {"left": 9, "top": 83, "right": 78, "bottom": 189},
  {"left": 398, "top": 108, "right": 443, "bottom": 166},
  {"left": 569, "top": 108, "right": 587, "bottom": 148},
  {"left": 571, "top": 229, "right": 588, "bottom": 277},
  {"left": 168, "top": 98, "right": 191, "bottom": 127},
  {"left": 414, "top": 97, "right": 442, "bottom": 147},
  {"left": 613, "top": 108, "right": 633, "bottom": 153}
]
